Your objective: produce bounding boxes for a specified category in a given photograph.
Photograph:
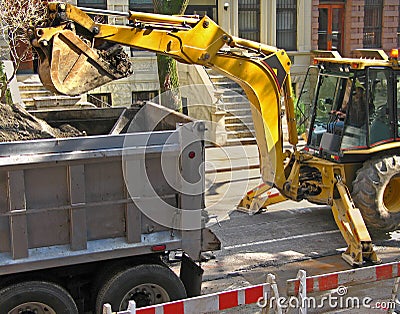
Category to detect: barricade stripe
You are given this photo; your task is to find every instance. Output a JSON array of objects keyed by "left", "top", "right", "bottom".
[
  {"left": 307, "top": 277, "right": 315, "bottom": 293},
  {"left": 337, "top": 267, "right": 375, "bottom": 285},
  {"left": 219, "top": 290, "right": 238, "bottom": 310},
  {"left": 294, "top": 277, "right": 315, "bottom": 294},
  {"left": 397, "top": 263, "right": 400, "bottom": 277},
  {"left": 183, "top": 292, "right": 219, "bottom": 313},
  {"left": 238, "top": 288, "right": 245, "bottom": 305},
  {"left": 263, "top": 283, "right": 270, "bottom": 296},
  {"left": 163, "top": 301, "right": 184, "bottom": 314},
  {"left": 393, "top": 263, "right": 398, "bottom": 277},
  {"left": 155, "top": 307, "right": 163, "bottom": 314},
  {"left": 137, "top": 308, "right": 156, "bottom": 314},
  {"left": 318, "top": 273, "right": 338, "bottom": 291},
  {"left": 376, "top": 264, "right": 394, "bottom": 281},
  {"left": 245, "top": 285, "right": 264, "bottom": 304}
]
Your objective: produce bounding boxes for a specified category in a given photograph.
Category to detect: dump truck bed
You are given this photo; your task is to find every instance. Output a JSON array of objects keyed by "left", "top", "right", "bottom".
[{"left": 0, "top": 103, "right": 209, "bottom": 275}]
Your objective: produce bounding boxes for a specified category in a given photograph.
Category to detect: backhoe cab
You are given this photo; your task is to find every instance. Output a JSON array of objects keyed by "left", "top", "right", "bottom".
[
  {"left": 31, "top": 2, "right": 400, "bottom": 266},
  {"left": 303, "top": 50, "right": 398, "bottom": 159}
]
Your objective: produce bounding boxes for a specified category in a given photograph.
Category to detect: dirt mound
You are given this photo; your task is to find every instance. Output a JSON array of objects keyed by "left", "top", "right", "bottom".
[{"left": 0, "top": 103, "right": 83, "bottom": 142}]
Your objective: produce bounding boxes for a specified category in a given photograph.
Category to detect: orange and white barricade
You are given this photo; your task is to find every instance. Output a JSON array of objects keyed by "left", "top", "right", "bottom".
[
  {"left": 104, "top": 261, "right": 400, "bottom": 314},
  {"left": 103, "top": 281, "right": 275, "bottom": 314}
]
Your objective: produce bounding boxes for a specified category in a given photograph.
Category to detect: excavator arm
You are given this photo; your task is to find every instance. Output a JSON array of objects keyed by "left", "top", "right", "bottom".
[{"left": 32, "top": 1, "right": 296, "bottom": 190}]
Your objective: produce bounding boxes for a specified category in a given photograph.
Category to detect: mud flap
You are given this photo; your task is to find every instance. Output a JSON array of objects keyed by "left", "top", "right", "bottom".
[
  {"left": 201, "top": 228, "right": 221, "bottom": 252},
  {"left": 180, "top": 254, "right": 204, "bottom": 297}
]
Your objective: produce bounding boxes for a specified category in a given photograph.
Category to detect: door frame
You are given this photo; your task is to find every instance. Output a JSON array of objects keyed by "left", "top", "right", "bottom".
[{"left": 318, "top": 3, "right": 345, "bottom": 52}]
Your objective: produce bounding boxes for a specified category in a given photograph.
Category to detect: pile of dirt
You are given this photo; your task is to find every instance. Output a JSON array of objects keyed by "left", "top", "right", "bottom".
[{"left": 0, "top": 103, "right": 83, "bottom": 142}]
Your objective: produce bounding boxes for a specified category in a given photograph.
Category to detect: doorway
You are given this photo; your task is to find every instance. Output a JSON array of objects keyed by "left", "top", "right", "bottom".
[{"left": 318, "top": 3, "right": 345, "bottom": 53}]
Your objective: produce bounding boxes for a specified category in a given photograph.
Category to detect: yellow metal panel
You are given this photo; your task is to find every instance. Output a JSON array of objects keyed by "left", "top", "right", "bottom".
[{"left": 210, "top": 54, "right": 286, "bottom": 186}]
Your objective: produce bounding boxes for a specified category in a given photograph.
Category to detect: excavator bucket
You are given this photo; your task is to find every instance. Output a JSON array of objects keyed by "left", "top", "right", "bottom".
[{"left": 35, "top": 30, "right": 133, "bottom": 96}]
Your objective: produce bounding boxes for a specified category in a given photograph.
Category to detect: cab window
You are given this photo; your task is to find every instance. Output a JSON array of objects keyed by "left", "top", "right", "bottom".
[
  {"left": 341, "top": 76, "right": 368, "bottom": 150},
  {"left": 308, "top": 74, "right": 349, "bottom": 148},
  {"left": 368, "top": 68, "right": 393, "bottom": 146}
]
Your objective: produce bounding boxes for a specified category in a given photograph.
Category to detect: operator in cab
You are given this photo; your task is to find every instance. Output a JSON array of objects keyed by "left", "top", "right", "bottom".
[{"left": 330, "top": 79, "right": 367, "bottom": 129}]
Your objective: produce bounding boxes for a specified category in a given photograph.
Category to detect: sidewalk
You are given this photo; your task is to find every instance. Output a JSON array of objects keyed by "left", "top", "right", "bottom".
[
  {"left": 205, "top": 144, "right": 260, "bottom": 173},
  {"left": 205, "top": 140, "right": 304, "bottom": 173}
]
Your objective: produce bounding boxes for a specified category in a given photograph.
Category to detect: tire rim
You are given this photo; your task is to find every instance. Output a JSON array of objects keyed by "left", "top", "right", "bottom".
[
  {"left": 120, "top": 283, "right": 170, "bottom": 310},
  {"left": 383, "top": 175, "right": 400, "bottom": 213},
  {"left": 8, "top": 302, "right": 56, "bottom": 314}
]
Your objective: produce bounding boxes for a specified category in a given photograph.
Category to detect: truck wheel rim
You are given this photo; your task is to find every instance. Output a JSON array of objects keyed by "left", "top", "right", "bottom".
[
  {"left": 8, "top": 302, "right": 56, "bottom": 314},
  {"left": 383, "top": 175, "right": 400, "bottom": 213},
  {"left": 120, "top": 283, "right": 170, "bottom": 310}
]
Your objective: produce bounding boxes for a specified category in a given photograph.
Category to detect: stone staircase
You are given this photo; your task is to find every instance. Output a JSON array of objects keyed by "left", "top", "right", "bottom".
[
  {"left": 17, "top": 74, "right": 83, "bottom": 109},
  {"left": 206, "top": 69, "right": 255, "bottom": 145}
]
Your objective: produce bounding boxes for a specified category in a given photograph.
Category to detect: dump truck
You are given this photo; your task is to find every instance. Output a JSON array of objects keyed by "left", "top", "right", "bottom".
[
  {"left": 26, "top": 1, "right": 400, "bottom": 312},
  {"left": 0, "top": 103, "right": 220, "bottom": 313}
]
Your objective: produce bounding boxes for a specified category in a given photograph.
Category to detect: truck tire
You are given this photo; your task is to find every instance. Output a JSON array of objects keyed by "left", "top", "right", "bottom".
[
  {"left": 95, "top": 264, "right": 186, "bottom": 312},
  {"left": 0, "top": 281, "right": 78, "bottom": 314},
  {"left": 352, "top": 155, "right": 400, "bottom": 231}
]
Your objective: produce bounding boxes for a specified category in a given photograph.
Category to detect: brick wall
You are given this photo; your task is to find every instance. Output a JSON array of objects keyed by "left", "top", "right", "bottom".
[
  {"left": 312, "top": 0, "right": 399, "bottom": 58},
  {"left": 382, "top": 0, "right": 400, "bottom": 51},
  {"left": 344, "top": 0, "right": 365, "bottom": 57},
  {"left": 311, "top": 0, "right": 319, "bottom": 50}
]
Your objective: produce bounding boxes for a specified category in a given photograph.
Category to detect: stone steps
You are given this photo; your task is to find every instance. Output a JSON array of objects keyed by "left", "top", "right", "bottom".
[
  {"left": 17, "top": 74, "right": 84, "bottom": 109},
  {"left": 206, "top": 68, "right": 255, "bottom": 145}
]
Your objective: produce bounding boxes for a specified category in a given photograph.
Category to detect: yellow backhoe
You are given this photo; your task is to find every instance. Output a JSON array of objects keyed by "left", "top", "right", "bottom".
[{"left": 31, "top": 2, "right": 400, "bottom": 266}]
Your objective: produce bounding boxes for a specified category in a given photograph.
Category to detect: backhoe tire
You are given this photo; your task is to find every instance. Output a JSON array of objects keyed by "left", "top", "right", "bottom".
[
  {"left": 95, "top": 263, "right": 186, "bottom": 313},
  {"left": 0, "top": 281, "right": 78, "bottom": 314},
  {"left": 352, "top": 155, "right": 400, "bottom": 231}
]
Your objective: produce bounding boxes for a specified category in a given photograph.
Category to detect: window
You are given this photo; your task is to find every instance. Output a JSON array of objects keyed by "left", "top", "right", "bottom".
[
  {"left": 368, "top": 69, "right": 393, "bottom": 146},
  {"left": 186, "top": 5, "right": 216, "bottom": 21},
  {"left": 132, "top": 91, "right": 158, "bottom": 103},
  {"left": 296, "top": 66, "right": 319, "bottom": 136},
  {"left": 363, "top": 0, "right": 383, "bottom": 48},
  {"left": 238, "top": 0, "right": 260, "bottom": 42},
  {"left": 277, "top": 0, "right": 297, "bottom": 51},
  {"left": 77, "top": 0, "right": 106, "bottom": 9},
  {"left": 77, "top": 0, "right": 107, "bottom": 23},
  {"left": 129, "top": 0, "right": 153, "bottom": 12},
  {"left": 88, "top": 93, "right": 112, "bottom": 107},
  {"left": 308, "top": 74, "right": 344, "bottom": 149},
  {"left": 318, "top": 3, "right": 344, "bottom": 53}
]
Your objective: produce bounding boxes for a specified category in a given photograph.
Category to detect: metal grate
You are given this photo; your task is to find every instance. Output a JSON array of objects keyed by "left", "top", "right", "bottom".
[
  {"left": 277, "top": 0, "right": 297, "bottom": 51},
  {"left": 363, "top": 0, "right": 383, "bottom": 48},
  {"left": 238, "top": 0, "right": 260, "bottom": 42},
  {"left": 77, "top": 0, "right": 106, "bottom": 9},
  {"left": 88, "top": 93, "right": 112, "bottom": 108}
]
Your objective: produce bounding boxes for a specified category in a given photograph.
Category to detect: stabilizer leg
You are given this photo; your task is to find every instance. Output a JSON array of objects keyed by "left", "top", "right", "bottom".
[
  {"left": 237, "top": 183, "right": 287, "bottom": 215},
  {"left": 332, "top": 178, "right": 380, "bottom": 266}
]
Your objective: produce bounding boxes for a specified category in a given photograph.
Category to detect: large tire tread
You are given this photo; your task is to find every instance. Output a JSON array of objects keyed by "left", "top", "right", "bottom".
[
  {"left": 95, "top": 263, "right": 186, "bottom": 313},
  {"left": 0, "top": 281, "right": 78, "bottom": 314},
  {"left": 352, "top": 156, "right": 400, "bottom": 231}
]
